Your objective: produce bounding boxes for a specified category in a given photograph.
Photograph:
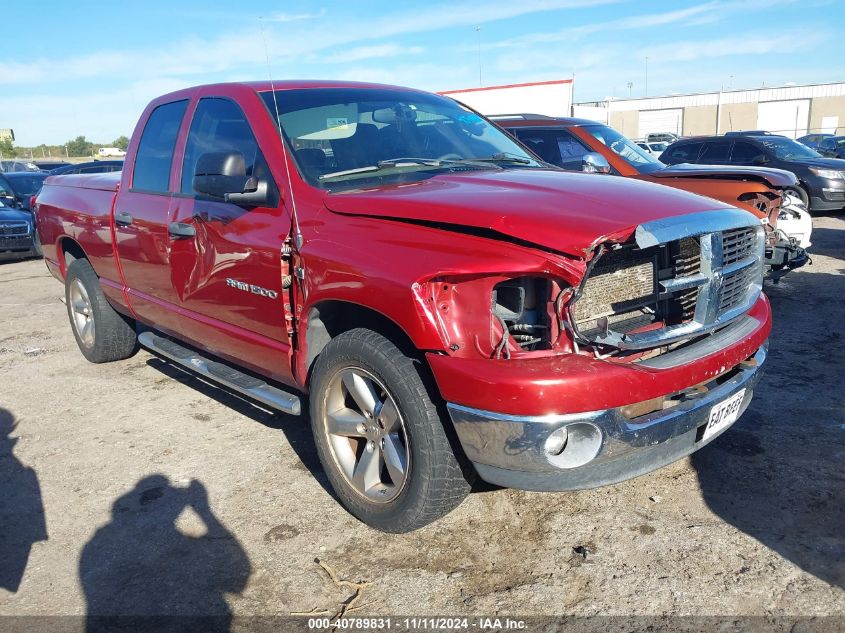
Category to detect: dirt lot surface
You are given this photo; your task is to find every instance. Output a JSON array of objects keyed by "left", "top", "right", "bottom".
[{"left": 1, "top": 217, "right": 843, "bottom": 630}]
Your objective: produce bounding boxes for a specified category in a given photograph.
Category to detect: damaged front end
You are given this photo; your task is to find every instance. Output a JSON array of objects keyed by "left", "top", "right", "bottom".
[{"left": 566, "top": 209, "right": 765, "bottom": 356}]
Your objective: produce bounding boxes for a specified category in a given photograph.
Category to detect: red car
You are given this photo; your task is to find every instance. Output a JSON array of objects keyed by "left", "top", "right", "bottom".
[
  {"left": 496, "top": 114, "right": 809, "bottom": 273},
  {"left": 35, "top": 82, "right": 770, "bottom": 532}
]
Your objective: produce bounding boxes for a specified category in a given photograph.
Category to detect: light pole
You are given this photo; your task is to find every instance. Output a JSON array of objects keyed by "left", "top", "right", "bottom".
[
  {"left": 475, "top": 26, "right": 482, "bottom": 87},
  {"left": 645, "top": 56, "right": 649, "bottom": 96},
  {"left": 627, "top": 82, "right": 633, "bottom": 98}
]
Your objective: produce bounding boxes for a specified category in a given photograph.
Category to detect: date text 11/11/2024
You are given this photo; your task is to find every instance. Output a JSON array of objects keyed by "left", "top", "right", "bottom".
[{"left": 307, "top": 616, "right": 528, "bottom": 630}]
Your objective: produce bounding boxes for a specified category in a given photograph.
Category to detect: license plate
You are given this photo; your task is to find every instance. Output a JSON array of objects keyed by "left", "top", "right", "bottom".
[{"left": 702, "top": 389, "right": 746, "bottom": 441}]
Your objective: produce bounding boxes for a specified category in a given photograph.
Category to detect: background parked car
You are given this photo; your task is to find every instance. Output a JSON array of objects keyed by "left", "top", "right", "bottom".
[
  {"left": 636, "top": 140, "right": 668, "bottom": 159},
  {"left": 497, "top": 115, "right": 810, "bottom": 273},
  {"left": 817, "top": 136, "right": 845, "bottom": 159},
  {"left": 0, "top": 198, "right": 39, "bottom": 261},
  {"left": 645, "top": 132, "right": 679, "bottom": 143},
  {"left": 0, "top": 159, "right": 40, "bottom": 173},
  {"left": 33, "top": 160, "right": 72, "bottom": 171},
  {"left": 49, "top": 160, "right": 123, "bottom": 175},
  {"left": 797, "top": 133, "right": 834, "bottom": 150},
  {"left": 661, "top": 134, "right": 845, "bottom": 212},
  {"left": 0, "top": 172, "right": 48, "bottom": 211}
]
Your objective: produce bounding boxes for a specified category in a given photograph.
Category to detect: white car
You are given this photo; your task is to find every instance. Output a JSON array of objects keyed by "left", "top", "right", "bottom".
[
  {"left": 777, "top": 190, "right": 813, "bottom": 250},
  {"left": 635, "top": 141, "right": 668, "bottom": 159}
]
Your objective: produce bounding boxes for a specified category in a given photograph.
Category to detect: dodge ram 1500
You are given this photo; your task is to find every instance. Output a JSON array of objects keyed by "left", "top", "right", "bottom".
[{"left": 35, "top": 81, "right": 771, "bottom": 532}]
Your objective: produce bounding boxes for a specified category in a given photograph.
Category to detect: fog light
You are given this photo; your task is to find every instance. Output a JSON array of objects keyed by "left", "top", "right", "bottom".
[
  {"left": 543, "top": 422, "right": 603, "bottom": 469},
  {"left": 544, "top": 427, "right": 568, "bottom": 456}
]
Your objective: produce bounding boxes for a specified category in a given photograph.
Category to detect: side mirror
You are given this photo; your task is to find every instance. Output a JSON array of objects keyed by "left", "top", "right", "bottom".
[
  {"left": 193, "top": 151, "right": 269, "bottom": 206},
  {"left": 582, "top": 152, "right": 611, "bottom": 174}
]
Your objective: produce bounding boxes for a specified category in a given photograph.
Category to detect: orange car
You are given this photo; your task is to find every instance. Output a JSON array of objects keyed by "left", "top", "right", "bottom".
[{"left": 497, "top": 115, "right": 809, "bottom": 273}]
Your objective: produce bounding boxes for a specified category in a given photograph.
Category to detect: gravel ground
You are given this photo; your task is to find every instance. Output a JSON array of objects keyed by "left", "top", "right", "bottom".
[{"left": 0, "top": 216, "right": 843, "bottom": 630}]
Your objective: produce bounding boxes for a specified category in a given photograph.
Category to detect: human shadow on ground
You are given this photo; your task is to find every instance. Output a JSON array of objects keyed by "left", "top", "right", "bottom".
[
  {"left": 80, "top": 475, "right": 251, "bottom": 632},
  {"left": 0, "top": 407, "right": 47, "bottom": 593},
  {"left": 692, "top": 227, "right": 845, "bottom": 589}
]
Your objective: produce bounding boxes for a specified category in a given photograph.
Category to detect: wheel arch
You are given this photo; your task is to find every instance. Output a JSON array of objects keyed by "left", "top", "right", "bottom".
[
  {"left": 302, "top": 300, "right": 423, "bottom": 388},
  {"left": 57, "top": 237, "right": 87, "bottom": 278}
]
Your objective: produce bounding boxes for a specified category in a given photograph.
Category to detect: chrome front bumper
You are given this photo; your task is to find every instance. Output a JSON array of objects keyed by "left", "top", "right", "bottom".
[{"left": 447, "top": 344, "right": 767, "bottom": 492}]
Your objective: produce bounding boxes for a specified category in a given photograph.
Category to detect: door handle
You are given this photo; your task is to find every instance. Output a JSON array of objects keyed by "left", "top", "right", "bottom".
[
  {"left": 115, "top": 211, "right": 133, "bottom": 226},
  {"left": 168, "top": 222, "right": 196, "bottom": 239}
]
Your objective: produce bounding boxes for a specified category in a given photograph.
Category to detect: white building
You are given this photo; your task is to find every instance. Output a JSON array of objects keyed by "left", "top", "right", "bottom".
[
  {"left": 440, "top": 79, "right": 573, "bottom": 118},
  {"left": 574, "top": 82, "right": 845, "bottom": 139}
]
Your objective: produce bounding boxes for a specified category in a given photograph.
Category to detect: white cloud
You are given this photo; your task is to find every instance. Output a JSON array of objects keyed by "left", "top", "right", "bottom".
[
  {"left": 320, "top": 44, "right": 425, "bottom": 63},
  {"left": 267, "top": 8, "right": 326, "bottom": 23}
]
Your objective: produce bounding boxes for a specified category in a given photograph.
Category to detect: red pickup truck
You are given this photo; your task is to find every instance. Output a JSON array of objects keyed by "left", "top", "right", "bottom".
[{"left": 36, "top": 81, "right": 771, "bottom": 532}]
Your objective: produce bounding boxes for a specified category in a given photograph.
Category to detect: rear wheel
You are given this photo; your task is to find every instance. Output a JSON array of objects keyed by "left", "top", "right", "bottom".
[
  {"left": 65, "top": 258, "right": 138, "bottom": 363},
  {"left": 310, "top": 328, "right": 471, "bottom": 532}
]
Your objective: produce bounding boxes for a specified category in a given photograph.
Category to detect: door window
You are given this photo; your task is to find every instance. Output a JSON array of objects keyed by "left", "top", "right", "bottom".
[
  {"left": 181, "top": 97, "right": 275, "bottom": 200},
  {"left": 730, "top": 141, "right": 763, "bottom": 163},
  {"left": 512, "top": 128, "right": 591, "bottom": 170},
  {"left": 662, "top": 142, "right": 702, "bottom": 164},
  {"left": 132, "top": 100, "right": 188, "bottom": 193},
  {"left": 698, "top": 141, "right": 731, "bottom": 163}
]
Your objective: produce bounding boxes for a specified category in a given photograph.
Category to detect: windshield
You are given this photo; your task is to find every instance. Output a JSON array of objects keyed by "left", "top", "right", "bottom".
[
  {"left": 6, "top": 174, "right": 46, "bottom": 195},
  {"left": 583, "top": 124, "right": 664, "bottom": 173},
  {"left": 260, "top": 87, "right": 543, "bottom": 189},
  {"left": 756, "top": 137, "right": 822, "bottom": 160}
]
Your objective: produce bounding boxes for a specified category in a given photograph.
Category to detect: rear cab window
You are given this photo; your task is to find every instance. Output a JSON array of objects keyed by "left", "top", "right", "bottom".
[{"left": 131, "top": 100, "right": 189, "bottom": 193}]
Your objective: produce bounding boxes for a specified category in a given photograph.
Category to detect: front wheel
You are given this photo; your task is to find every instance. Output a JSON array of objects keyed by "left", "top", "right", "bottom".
[
  {"left": 309, "top": 328, "right": 471, "bottom": 532},
  {"left": 784, "top": 186, "right": 809, "bottom": 210}
]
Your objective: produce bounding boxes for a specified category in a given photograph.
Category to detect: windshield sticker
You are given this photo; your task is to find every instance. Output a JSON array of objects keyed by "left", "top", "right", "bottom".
[{"left": 327, "top": 118, "right": 349, "bottom": 131}]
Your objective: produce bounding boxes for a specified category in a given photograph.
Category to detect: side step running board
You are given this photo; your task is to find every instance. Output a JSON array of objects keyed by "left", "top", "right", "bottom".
[{"left": 138, "top": 332, "right": 302, "bottom": 416}]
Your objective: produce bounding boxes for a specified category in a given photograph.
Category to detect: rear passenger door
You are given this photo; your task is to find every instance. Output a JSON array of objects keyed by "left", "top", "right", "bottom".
[
  {"left": 114, "top": 99, "right": 188, "bottom": 334},
  {"left": 169, "top": 97, "right": 292, "bottom": 380}
]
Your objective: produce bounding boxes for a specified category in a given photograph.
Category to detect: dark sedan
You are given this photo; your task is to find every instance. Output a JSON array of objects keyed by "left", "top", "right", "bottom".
[
  {"left": 0, "top": 201, "right": 39, "bottom": 261},
  {"left": 0, "top": 172, "right": 48, "bottom": 211},
  {"left": 661, "top": 134, "right": 845, "bottom": 212}
]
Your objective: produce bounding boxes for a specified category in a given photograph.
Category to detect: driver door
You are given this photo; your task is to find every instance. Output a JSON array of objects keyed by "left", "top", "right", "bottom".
[{"left": 169, "top": 96, "right": 293, "bottom": 382}]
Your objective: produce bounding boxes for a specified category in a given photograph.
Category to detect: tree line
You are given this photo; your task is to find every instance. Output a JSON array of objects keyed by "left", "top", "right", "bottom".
[{"left": 0, "top": 135, "right": 130, "bottom": 159}]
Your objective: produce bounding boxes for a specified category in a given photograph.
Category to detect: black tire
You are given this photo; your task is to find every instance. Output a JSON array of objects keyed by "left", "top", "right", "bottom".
[
  {"left": 785, "top": 186, "right": 809, "bottom": 210},
  {"left": 65, "top": 258, "right": 138, "bottom": 363},
  {"left": 309, "top": 328, "right": 471, "bottom": 532}
]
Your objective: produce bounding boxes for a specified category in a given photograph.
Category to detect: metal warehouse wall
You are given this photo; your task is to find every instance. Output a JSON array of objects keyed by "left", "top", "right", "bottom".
[{"left": 587, "top": 82, "right": 845, "bottom": 138}]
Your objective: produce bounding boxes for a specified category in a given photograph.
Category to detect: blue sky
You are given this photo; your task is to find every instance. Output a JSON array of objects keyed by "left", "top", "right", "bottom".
[{"left": 1, "top": 0, "right": 842, "bottom": 146}]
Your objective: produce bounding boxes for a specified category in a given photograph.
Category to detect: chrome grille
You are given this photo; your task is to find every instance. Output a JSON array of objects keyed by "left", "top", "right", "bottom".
[
  {"left": 0, "top": 222, "right": 29, "bottom": 237},
  {"left": 722, "top": 227, "right": 757, "bottom": 265},
  {"left": 569, "top": 210, "right": 764, "bottom": 351}
]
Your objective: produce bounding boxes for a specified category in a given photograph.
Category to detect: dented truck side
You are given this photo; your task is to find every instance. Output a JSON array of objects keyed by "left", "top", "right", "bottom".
[{"left": 34, "top": 81, "right": 770, "bottom": 532}]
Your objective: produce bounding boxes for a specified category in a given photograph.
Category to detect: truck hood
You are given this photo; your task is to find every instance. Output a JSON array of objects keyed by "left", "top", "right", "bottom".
[
  {"left": 323, "top": 169, "right": 737, "bottom": 256},
  {"left": 653, "top": 163, "right": 798, "bottom": 187}
]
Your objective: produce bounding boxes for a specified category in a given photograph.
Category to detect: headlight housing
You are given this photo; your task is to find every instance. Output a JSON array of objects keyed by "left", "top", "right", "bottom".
[{"left": 809, "top": 167, "right": 844, "bottom": 179}]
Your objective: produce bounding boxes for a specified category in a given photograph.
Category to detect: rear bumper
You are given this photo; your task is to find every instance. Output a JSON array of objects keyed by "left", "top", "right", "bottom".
[{"left": 448, "top": 344, "right": 767, "bottom": 491}]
